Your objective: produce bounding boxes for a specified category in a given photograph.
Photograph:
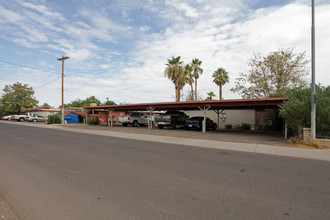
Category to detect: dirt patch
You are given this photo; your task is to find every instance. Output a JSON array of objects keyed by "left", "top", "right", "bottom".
[
  {"left": 0, "top": 196, "right": 19, "bottom": 220},
  {"left": 286, "top": 139, "right": 330, "bottom": 149}
]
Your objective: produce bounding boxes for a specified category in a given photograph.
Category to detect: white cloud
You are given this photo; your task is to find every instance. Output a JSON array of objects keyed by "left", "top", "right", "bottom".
[
  {"left": 17, "top": 0, "right": 65, "bottom": 22},
  {"left": 99, "top": 64, "right": 111, "bottom": 70},
  {"left": 1, "top": 0, "right": 329, "bottom": 107},
  {"left": 0, "top": 5, "right": 24, "bottom": 23},
  {"left": 110, "top": 1, "right": 330, "bottom": 103}
]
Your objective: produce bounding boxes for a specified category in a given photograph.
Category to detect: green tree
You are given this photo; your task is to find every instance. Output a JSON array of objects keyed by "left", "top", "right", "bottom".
[
  {"left": 191, "top": 58, "right": 203, "bottom": 101},
  {"left": 0, "top": 104, "right": 5, "bottom": 117},
  {"left": 213, "top": 67, "right": 229, "bottom": 100},
  {"left": 279, "top": 85, "right": 329, "bottom": 136},
  {"left": 103, "top": 97, "right": 116, "bottom": 106},
  {"left": 41, "top": 103, "right": 51, "bottom": 108},
  {"left": 231, "top": 48, "right": 308, "bottom": 98},
  {"left": 61, "top": 96, "right": 102, "bottom": 108},
  {"left": 164, "top": 56, "right": 188, "bottom": 102},
  {"left": 80, "top": 96, "right": 101, "bottom": 106},
  {"left": 206, "top": 91, "right": 216, "bottom": 100},
  {"left": 1, "top": 82, "right": 38, "bottom": 114}
]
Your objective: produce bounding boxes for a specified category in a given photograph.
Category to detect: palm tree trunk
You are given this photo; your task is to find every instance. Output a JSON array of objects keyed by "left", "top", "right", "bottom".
[
  {"left": 175, "top": 85, "right": 178, "bottom": 102},
  {"left": 195, "top": 80, "right": 197, "bottom": 101},
  {"left": 190, "top": 85, "right": 194, "bottom": 101},
  {"left": 219, "top": 84, "right": 222, "bottom": 100}
]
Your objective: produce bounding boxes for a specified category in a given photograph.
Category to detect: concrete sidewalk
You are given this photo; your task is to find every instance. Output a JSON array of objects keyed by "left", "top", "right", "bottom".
[{"left": 2, "top": 120, "right": 330, "bottom": 162}]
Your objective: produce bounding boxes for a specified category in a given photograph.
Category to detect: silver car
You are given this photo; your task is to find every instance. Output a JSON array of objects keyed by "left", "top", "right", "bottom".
[
  {"left": 28, "top": 115, "right": 47, "bottom": 122},
  {"left": 1, "top": 115, "right": 13, "bottom": 120}
]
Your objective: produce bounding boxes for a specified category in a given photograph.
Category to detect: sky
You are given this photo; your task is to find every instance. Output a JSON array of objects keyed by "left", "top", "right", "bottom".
[{"left": 0, "top": 0, "right": 329, "bottom": 107}]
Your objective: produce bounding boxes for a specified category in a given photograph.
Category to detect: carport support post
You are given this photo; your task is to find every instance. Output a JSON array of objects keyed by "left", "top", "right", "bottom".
[
  {"left": 109, "top": 109, "right": 114, "bottom": 127},
  {"left": 146, "top": 107, "right": 155, "bottom": 130},
  {"left": 198, "top": 106, "right": 210, "bottom": 133},
  {"left": 213, "top": 110, "right": 223, "bottom": 129},
  {"left": 106, "top": 110, "right": 110, "bottom": 127},
  {"left": 85, "top": 108, "right": 88, "bottom": 125}
]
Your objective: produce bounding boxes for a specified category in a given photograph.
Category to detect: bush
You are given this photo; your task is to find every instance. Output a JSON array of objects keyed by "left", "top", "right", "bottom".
[
  {"left": 241, "top": 122, "right": 251, "bottom": 130},
  {"left": 225, "top": 124, "right": 232, "bottom": 129},
  {"left": 88, "top": 116, "right": 100, "bottom": 125},
  {"left": 47, "top": 114, "right": 61, "bottom": 124},
  {"left": 233, "top": 124, "right": 241, "bottom": 130}
]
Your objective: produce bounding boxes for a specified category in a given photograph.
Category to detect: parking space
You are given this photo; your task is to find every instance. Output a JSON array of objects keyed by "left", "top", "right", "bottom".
[{"left": 58, "top": 123, "right": 292, "bottom": 147}]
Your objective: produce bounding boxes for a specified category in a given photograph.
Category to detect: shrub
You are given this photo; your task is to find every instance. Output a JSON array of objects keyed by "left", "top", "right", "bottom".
[
  {"left": 233, "top": 124, "right": 241, "bottom": 130},
  {"left": 88, "top": 116, "right": 100, "bottom": 125},
  {"left": 47, "top": 114, "right": 61, "bottom": 124},
  {"left": 241, "top": 122, "right": 251, "bottom": 130},
  {"left": 225, "top": 124, "right": 232, "bottom": 129}
]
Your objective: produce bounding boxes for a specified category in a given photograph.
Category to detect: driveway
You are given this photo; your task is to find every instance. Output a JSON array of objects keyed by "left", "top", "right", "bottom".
[{"left": 51, "top": 123, "right": 290, "bottom": 146}]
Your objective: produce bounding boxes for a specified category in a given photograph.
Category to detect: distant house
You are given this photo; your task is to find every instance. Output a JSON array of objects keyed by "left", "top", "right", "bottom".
[
  {"left": 22, "top": 107, "right": 59, "bottom": 117},
  {"left": 88, "top": 109, "right": 127, "bottom": 124}
]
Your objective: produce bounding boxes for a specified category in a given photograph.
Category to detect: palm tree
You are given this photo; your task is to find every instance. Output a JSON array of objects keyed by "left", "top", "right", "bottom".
[
  {"left": 212, "top": 67, "right": 229, "bottom": 100},
  {"left": 178, "top": 66, "right": 189, "bottom": 101},
  {"left": 191, "top": 58, "right": 203, "bottom": 101},
  {"left": 185, "top": 64, "right": 194, "bottom": 101},
  {"left": 206, "top": 91, "right": 216, "bottom": 100},
  {"left": 164, "top": 56, "right": 188, "bottom": 102}
]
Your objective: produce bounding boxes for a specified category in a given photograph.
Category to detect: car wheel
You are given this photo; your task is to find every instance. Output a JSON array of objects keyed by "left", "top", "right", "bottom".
[
  {"left": 8, "top": 118, "right": 11, "bottom": 121},
  {"left": 19, "top": 118, "right": 25, "bottom": 122},
  {"left": 158, "top": 125, "right": 164, "bottom": 129},
  {"left": 133, "top": 120, "right": 138, "bottom": 127},
  {"left": 171, "top": 122, "right": 178, "bottom": 130},
  {"left": 33, "top": 119, "right": 37, "bottom": 122}
]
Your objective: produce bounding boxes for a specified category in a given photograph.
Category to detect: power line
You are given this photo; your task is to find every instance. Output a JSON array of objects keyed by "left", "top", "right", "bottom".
[
  {"left": 0, "top": 76, "right": 62, "bottom": 90},
  {"left": 34, "top": 76, "right": 62, "bottom": 89},
  {"left": 0, "top": 59, "right": 59, "bottom": 74},
  {"left": 0, "top": 59, "right": 163, "bottom": 103}
]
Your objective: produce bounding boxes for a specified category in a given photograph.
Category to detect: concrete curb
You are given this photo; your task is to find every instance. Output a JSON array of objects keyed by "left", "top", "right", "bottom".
[{"left": 2, "top": 120, "right": 330, "bottom": 162}]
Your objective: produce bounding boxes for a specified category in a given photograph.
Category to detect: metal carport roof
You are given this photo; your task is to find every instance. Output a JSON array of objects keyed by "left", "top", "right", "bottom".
[{"left": 82, "top": 97, "right": 288, "bottom": 111}]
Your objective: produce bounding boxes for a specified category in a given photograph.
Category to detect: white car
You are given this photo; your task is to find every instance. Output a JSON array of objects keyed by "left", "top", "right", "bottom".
[
  {"left": 28, "top": 115, "right": 47, "bottom": 122},
  {"left": 1, "top": 115, "right": 13, "bottom": 120}
]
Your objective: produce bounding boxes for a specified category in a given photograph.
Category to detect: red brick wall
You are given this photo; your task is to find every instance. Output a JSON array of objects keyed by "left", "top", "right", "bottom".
[{"left": 89, "top": 111, "right": 127, "bottom": 124}]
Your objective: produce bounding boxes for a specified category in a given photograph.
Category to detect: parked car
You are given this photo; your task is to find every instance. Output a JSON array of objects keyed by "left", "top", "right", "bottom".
[
  {"left": 118, "top": 112, "right": 150, "bottom": 127},
  {"left": 28, "top": 114, "right": 47, "bottom": 122},
  {"left": 185, "top": 117, "right": 217, "bottom": 130},
  {"left": 11, "top": 113, "right": 35, "bottom": 122},
  {"left": 155, "top": 111, "right": 188, "bottom": 129},
  {"left": 1, "top": 115, "right": 13, "bottom": 120}
]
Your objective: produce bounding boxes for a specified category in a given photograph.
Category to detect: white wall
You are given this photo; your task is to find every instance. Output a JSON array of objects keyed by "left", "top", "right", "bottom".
[
  {"left": 184, "top": 109, "right": 255, "bottom": 129},
  {"left": 27, "top": 111, "right": 58, "bottom": 118}
]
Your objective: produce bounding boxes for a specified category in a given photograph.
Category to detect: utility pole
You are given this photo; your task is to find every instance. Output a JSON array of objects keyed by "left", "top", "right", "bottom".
[
  {"left": 57, "top": 56, "right": 70, "bottom": 125},
  {"left": 311, "top": 0, "right": 316, "bottom": 142}
]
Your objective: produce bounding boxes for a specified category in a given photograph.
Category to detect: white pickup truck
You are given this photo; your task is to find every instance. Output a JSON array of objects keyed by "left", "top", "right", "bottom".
[
  {"left": 118, "top": 112, "right": 150, "bottom": 127},
  {"left": 12, "top": 113, "right": 36, "bottom": 122}
]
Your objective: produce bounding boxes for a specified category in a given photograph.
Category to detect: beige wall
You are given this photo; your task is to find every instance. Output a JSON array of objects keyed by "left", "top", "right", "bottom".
[
  {"left": 184, "top": 110, "right": 255, "bottom": 129},
  {"left": 27, "top": 111, "right": 58, "bottom": 117}
]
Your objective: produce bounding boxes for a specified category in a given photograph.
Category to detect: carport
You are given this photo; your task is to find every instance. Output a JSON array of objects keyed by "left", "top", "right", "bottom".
[{"left": 83, "top": 97, "right": 288, "bottom": 134}]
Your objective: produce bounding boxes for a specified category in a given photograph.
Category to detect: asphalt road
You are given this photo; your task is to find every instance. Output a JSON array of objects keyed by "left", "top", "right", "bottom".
[{"left": 0, "top": 123, "right": 330, "bottom": 220}]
